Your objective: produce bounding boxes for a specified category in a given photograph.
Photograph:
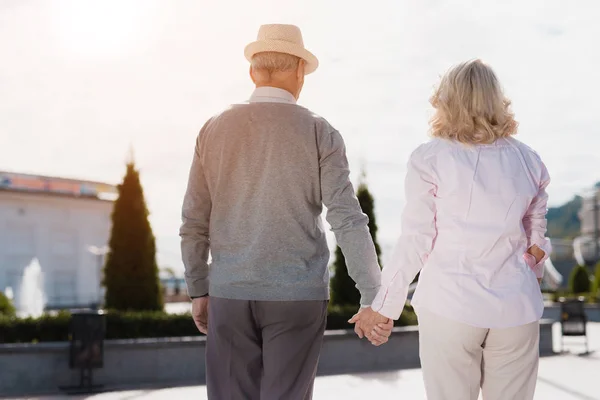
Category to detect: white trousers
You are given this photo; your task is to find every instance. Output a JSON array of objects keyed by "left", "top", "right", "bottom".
[{"left": 417, "top": 308, "right": 539, "bottom": 400}]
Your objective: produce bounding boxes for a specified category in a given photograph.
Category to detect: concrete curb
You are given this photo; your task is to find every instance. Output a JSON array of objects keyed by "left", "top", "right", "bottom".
[{"left": 0, "top": 321, "right": 554, "bottom": 397}]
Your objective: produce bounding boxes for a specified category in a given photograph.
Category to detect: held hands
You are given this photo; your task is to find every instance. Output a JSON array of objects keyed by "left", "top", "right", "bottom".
[
  {"left": 349, "top": 307, "right": 393, "bottom": 346},
  {"left": 192, "top": 296, "right": 210, "bottom": 334}
]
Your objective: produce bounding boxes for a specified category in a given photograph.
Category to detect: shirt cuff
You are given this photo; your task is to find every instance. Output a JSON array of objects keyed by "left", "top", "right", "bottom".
[
  {"left": 528, "top": 235, "right": 552, "bottom": 257},
  {"left": 525, "top": 237, "right": 551, "bottom": 279},
  {"left": 370, "top": 286, "right": 408, "bottom": 320},
  {"left": 524, "top": 253, "right": 546, "bottom": 279}
]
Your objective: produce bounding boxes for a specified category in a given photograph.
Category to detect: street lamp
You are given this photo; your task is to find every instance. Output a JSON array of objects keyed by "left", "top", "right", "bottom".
[
  {"left": 575, "top": 186, "right": 600, "bottom": 268},
  {"left": 87, "top": 246, "right": 109, "bottom": 308},
  {"left": 593, "top": 189, "right": 599, "bottom": 263}
]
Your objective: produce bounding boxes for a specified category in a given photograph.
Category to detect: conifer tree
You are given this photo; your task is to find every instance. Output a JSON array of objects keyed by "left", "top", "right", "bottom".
[
  {"left": 103, "top": 161, "right": 163, "bottom": 311},
  {"left": 330, "top": 178, "right": 382, "bottom": 307}
]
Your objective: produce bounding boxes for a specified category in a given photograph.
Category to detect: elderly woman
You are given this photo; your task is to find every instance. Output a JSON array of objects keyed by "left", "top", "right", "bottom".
[{"left": 352, "top": 60, "right": 550, "bottom": 400}]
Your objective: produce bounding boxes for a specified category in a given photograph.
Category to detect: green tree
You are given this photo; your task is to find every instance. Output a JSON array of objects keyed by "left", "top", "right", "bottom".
[
  {"left": 330, "top": 180, "right": 382, "bottom": 307},
  {"left": 546, "top": 195, "right": 583, "bottom": 239},
  {"left": 103, "top": 162, "right": 163, "bottom": 311},
  {"left": 0, "top": 292, "right": 16, "bottom": 317},
  {"left": 569, "top": 265, "right": 591, "bottom": 294},
  {"left": 592, "top": 262, "right": 600, "bottom": 299}
]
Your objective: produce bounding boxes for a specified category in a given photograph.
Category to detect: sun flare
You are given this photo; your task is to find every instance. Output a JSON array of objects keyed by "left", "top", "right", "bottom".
[{"left": 53, "top": 1, "right": 155, "bottom": 58}]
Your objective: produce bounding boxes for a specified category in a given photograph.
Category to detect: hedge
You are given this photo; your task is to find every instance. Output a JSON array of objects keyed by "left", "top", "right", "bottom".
[
  {"left": 0, "top": 306, "right": 418, "bottom": 344},
  {"left": 0, "top": 312, "right": 72, "bottom": 343},
  {"left": 542, "top": 288, "right": 600, "bottom": 304}
]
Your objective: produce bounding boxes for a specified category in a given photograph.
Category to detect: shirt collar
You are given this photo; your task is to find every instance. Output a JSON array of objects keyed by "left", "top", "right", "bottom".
[{"left": 249, "top": 86, "right": 297, "bottom": 104}]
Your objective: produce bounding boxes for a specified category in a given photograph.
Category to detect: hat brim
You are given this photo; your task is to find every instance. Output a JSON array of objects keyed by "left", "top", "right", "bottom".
[{"left": 244, "top": 40, "right": 319, "bottom": 75}]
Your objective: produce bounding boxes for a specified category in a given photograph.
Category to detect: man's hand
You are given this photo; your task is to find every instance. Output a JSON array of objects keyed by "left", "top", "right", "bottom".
[
  {"left": 192, "top": 296, "right": 210, "bottom": 334},
  {"left": 349, "top": 307, "right": 393, "bottom": 346},
  {"left": 350, "top": 308, "right": 368, "bottom": 339}
]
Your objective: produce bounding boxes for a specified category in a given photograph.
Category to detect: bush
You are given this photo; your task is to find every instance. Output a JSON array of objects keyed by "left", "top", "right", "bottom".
[
  {"left": 0, "top": 312, "right": 71, "bottom": 343},
  {"left": 0, "top": 292, "right": 16, "bottom": 317},
  {"left": 0, "top": 310, "right": 196, "bottom": 344},
  {"left": 104, "top": 311, "right": 196, "bottom": 339},
  {"left": 0, "top": 306, "right": 419, "bottom": 344},
  {"left": 569, "top": 265, "right": 591, "bottom": 294}
]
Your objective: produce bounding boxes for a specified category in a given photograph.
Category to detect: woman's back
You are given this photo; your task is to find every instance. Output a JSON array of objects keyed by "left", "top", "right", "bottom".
[
  {"left": 363, "top": 60, "right": 549, "bottom": 400},
  {"left": 370, "top": 59, "right": 551, "bottom": 330},
  {"left": 409, "top": 137, "right": 549, "bottom": 328}
]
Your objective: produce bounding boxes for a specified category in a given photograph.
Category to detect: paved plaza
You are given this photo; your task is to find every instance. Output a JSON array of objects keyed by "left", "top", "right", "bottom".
[{"left": 15, "top": 323, "right": 599, "bottom": 400}]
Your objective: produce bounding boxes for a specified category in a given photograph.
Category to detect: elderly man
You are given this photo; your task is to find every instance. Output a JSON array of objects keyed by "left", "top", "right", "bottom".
[{"left": 180, "top": 24, "right": 391, "bottom": 400}]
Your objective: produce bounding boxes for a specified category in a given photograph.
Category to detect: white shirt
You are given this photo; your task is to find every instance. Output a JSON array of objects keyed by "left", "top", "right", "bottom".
[
  {"left": 249, "top": 86, "right": 297, "bottom": 104},
  {"left": 371, "top": 138, "right": 551, "bottom": 328}
]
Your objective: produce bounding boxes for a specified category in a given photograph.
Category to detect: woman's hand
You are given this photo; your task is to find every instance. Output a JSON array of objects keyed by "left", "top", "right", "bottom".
[
  {"left": 527, "top": 244, "right": 545, "bottom": 264},
  {"left": 525, "top": 245, "right": 545, "bottom": 286},
  {"left": 349, "top": 307, "right": 393, "bottom": 346}
]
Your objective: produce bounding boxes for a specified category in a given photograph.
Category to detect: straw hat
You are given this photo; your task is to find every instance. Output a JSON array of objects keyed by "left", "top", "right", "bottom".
[{"left": 244, "top": 24, "right": 319, "bottom": 75}]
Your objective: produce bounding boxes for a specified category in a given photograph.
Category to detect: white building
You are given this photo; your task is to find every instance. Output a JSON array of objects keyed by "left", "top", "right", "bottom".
[
  {"left": 0, "top": 171, "right": 116, "bottom": 310},
  {"left": 575, "top": 190, "right": 600, "bottom": 265}
]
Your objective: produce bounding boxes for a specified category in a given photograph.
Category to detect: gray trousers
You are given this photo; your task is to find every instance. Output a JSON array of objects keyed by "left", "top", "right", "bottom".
[{"left": 206, "top": 297, "right": 328, "bottom": 400}]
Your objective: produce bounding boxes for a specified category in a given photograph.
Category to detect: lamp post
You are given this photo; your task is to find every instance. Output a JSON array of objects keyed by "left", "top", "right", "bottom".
[
  {"left": 87, "top": 246, "right": 109, "bottom": 308},
  {"left": 593, "top": 189, "right": 600, "bottom": 265}
]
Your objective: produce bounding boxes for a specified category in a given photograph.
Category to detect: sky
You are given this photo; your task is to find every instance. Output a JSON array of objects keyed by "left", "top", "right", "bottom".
[{"left": 1, "top": 0, "right": 599, "bottom": 272}]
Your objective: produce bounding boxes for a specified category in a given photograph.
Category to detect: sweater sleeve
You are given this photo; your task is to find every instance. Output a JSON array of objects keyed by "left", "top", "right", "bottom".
[
  {"left": 319, "top": 129, "right": 382, "bottom": 305},
  {"left": 180, "top": 126, "right": 212, "bottom": 297}
]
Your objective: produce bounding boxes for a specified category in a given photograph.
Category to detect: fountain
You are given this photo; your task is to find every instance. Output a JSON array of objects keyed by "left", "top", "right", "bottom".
[{"left": 18, "top": 258, "right": 46, "bottom": 318}]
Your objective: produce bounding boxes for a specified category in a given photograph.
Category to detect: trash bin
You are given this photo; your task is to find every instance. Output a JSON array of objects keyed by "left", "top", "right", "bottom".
[
  {"left": 559, "top": 296, "right": 588, "bottom": 353},
  {"left": 60, "top": 310, "right": 106, "bottom": 393},
  {"left": 69, "top": 310, "right": 106, "bottom": 369}
]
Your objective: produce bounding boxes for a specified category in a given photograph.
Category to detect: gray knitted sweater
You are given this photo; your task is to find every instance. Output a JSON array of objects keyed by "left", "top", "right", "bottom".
[{"left": 180, "top": 101, "right": 381, "bottom": 304}]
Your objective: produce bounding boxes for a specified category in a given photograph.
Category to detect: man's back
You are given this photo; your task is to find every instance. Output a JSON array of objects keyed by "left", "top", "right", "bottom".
[
  {"left": 181, "top": 92, "right": 381, "bottom": 303},
  {"left": 198, "top": 102, "right": 331, "bottom": 300},
  {"left": 184, "top": 25, "right": 386, "bottom": 400}
]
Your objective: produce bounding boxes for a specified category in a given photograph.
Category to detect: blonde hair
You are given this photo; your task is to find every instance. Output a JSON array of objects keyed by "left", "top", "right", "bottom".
[
  {"left": 429, "top": 59, "right": 518, "bottom": 145},
  {"left": 251, "top": 52, "right": 300, "bottom": 74}
]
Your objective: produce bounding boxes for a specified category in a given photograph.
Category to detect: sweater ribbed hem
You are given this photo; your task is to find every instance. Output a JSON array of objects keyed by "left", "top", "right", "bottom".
[{"left": 209, "top": 284, "right": 330, "bottom": 301}]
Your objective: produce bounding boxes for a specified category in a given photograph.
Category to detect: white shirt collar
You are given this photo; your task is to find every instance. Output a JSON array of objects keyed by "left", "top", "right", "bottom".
[{"left": 249, "top": 87, "right": 297, "bottom": 104}]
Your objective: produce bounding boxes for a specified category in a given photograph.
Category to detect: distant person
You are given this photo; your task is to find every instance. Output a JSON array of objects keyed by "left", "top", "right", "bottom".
[
  {"left": 180, "top": 24, "right": 392, "bottom": 400},
  {"left": 351, "top": 59, "right": 550, "bottom": 400}
]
